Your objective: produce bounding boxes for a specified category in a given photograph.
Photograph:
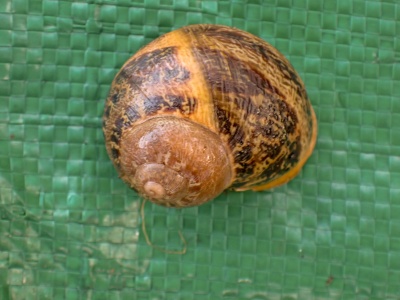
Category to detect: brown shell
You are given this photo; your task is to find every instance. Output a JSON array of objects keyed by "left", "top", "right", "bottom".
[{"left": 103, "top": 24, "right": 317, "bottom": 206}]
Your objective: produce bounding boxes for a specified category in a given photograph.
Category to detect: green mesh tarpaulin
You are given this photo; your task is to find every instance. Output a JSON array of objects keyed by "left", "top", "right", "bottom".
[{"left": 1, "top": 0, "right": 400, "bottom": 299}]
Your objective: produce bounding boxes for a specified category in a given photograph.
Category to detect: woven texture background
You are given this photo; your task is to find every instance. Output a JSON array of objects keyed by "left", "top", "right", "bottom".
[{"left": 1, "top": 0, "right": 400, "bottom": 299}]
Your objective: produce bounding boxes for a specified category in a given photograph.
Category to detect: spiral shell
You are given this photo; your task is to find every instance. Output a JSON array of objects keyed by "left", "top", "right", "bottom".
[{"left": 103, "top": 24, "right": 317, "bottom": 207}]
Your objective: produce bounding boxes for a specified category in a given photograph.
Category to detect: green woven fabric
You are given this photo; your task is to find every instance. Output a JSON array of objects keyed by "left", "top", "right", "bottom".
[{"left": 1, "top": 0, "right": 400, "bottom": 299}]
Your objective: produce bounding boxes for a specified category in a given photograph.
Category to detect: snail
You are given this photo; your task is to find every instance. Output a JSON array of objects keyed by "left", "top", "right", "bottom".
[{"left": 103, "top": 24, "right": 317, "bottom": 208}]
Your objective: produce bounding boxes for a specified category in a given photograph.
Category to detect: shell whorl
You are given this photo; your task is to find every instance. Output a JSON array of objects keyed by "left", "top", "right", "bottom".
[{"left": 117, "top": 116, "right": 232, "bottom": 207}]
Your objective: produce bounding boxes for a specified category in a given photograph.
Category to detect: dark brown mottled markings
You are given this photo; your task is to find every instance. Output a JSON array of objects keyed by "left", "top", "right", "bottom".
[
  {"left": 194, "top": 47, "right": 281, "bottom": 98},
  {"left": 119, "top": 47, "right": 190, "bottom": 87},
  {"left": 190, "top": 38, "right": 301, "bottom": 188},
  {"left": 186, "top": 25, "right": 306, "bottom": 100},
  {"left": 143, "top": 95, "right": 197, "bottom": 116},
  {"left": 230, "top": 94, "right": 301, "bottom": 187},
  {"left": 104, "top": 105, "right": 111, "bottom": 118},
  {"left": 255, "top": 137, "right": 301, "bottom": 183},
  {"left": 125, "top": 105, "right": 141, "bottom": 122},
  {"left": 103, "top": 46, "right": 192, "bottom": 164},
  {"left": 255, "top": 45, "right": 305, "bottom": 98}
]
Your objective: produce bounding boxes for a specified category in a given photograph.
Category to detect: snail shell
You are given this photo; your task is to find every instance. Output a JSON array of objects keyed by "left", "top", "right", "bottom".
[{"left": 103, "top": 24, "right": 317, "bottom": 207}]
